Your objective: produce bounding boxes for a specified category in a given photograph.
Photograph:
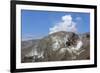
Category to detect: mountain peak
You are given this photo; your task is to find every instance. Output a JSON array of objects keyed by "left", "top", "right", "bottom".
[{"left": 21, "top": 31, "right": 90, "bottom": 63}]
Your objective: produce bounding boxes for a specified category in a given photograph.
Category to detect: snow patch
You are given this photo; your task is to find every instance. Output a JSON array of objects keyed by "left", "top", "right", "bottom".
[
  {"left": 76, "top": 40, "right": 83, "bottom": 50},
  {"left": 59, "top": 48, "right": 67, "bottom": 53},
  {"left": 51, "top": 36, "right": 60, "bottom": 51},
  {"left": 38, "top": 52, "right": 44, "bottom": 58},
  {"left": 33, "top": 49, "right": 38, "bottom": 56},
  {"left": 70, "top": 40, "right": 83, "bottom": 51},
  {"left": 52, "top": 41, "right": 60, "bottom": 50},
  {"left": 51, "top": 35, "right": 69, "bottom": 51},
  {"left": 63, "top": 35, "right": 69, "bottom": 44}
]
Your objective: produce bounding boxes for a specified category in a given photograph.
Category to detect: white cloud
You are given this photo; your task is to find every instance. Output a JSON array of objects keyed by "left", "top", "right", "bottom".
[{"left": 49, "top": 15, "right": 77, "bottom": 34}]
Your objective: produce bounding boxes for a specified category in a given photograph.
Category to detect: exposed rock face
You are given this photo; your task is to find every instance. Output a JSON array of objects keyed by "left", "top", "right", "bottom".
[{"left": 21, "top": 31, "right": 90, "bottom": 63}]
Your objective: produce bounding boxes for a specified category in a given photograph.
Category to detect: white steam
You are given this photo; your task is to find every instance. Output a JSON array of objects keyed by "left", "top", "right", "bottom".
[{"left": 49, "top": 15, "right": 77, "bottom": 34}]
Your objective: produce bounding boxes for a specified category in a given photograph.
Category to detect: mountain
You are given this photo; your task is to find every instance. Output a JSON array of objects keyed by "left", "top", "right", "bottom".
[{"left": 21, "top": 31, "right": 90, "bottom": 63}]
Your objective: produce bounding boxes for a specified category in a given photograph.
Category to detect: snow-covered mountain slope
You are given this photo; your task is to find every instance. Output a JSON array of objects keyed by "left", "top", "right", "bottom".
[{"left": 21, "top": 31, "right": 90, "bottom": 63}]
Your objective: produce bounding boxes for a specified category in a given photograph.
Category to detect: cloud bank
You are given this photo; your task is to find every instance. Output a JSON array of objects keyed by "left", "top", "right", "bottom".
[{"left": 49, "top": 15, "right": 77, "bottom": 34}]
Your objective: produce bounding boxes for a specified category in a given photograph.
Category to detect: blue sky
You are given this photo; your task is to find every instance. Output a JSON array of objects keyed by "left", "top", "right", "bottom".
[{"left": 21, "top": 10, "right": 90, "bottom": 40}]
